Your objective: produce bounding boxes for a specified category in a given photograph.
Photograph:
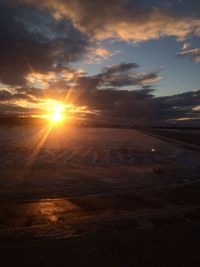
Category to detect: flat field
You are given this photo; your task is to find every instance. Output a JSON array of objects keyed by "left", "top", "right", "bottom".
[{"left": 0, "top": 126, "right": 200, "bottom": 266}]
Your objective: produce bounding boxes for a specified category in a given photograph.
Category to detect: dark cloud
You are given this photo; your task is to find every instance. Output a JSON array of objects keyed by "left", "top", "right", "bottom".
[
  {"left": 101, "top": 72, "right": 159, "bottom": 88},
  {"left": 75, "top": 63, "right": 161, "bottom": 91},
  {"left": 80, "top": 88, "right": 200, "bottom": 125},
  {"left": 101, "top": 63, "right": 139, "bottom": 75},
  {"left": 0, "top": 90, "right": 34, "bottom": 102},
  {"left": 0, "top": 1, "right": 88, "bottom": 86},
  {"left": 0, "top": 103, "right": 40, "bottom": 115},
  {"left": 0, "top": 90, "right": 12, "bottom": 101},
  {"left": 13, "top": 0, "right": 200, "bottom": 42},
  {"left": 2, "top": 84, "right": 200, "bottom": 125},
  {"left": 61, "top": 84, "right": 199, "bottom": 125},
  {"left": 154, "top": 90, "right": 200, "bottom": 121}
]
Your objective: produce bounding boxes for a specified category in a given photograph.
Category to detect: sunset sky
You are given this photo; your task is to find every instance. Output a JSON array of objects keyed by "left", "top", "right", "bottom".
[{"left": 0, "top": 0, "right": 200, "bottom": 125}]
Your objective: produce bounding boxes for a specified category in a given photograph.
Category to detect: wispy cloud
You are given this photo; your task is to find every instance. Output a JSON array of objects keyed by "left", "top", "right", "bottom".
[{"left": 178, "top": 47, "right": 200, "bottom": 62}]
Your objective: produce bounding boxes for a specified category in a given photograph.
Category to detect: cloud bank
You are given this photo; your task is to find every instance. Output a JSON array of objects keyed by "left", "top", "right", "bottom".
[{"left": 12, "top": 0, "right": 200, "bottom": 42}]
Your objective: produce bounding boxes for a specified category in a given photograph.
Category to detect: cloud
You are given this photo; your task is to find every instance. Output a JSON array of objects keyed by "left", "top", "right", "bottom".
[
  {"left": 0, "top": 1, "right": 88, "bottom": 86},
  {"left": 0, "top": 89, "right": 35, "bottom": 102},
  {"left": 0, "top": 103, "right": 41, "bottom": 115},
  {"left": 193, "top": 105, "right": 200, "bottom": 111},
  {"left": 178, "top": 47, "right": 200, "bottom": 62},
  {"left": 25, "top": 68, "right": 83, "bottom": 88},
  {"left": 1, "top": 75, "right": 200, "bottom": 125},
  {"left": 84, "top": 47, "right": 116, "bottom": 64},
  {"left": 182, "top": 42, "right": 190, "bottom": 50},
  {"left": 3, "top": 62, "right": 199, "bottom": 125},
  {"left": 101, "top": 63, "right": 139, "bottom": 75},
  {"left": 12, "top": 0, "right": 200, "bottom": 42},
  {"left": 96, "top": 63, "right": 162, "bottom": 88},
  {"left": 0, "top": 61, "right": 162, "bottom": 117},
  {"left": 72, "top": 87, "right": 200, "bottom": 125}
]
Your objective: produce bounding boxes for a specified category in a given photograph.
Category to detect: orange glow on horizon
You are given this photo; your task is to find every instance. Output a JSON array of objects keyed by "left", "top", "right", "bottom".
[{"left": 23, "top": 99, "right": 90, "bottom": 123}]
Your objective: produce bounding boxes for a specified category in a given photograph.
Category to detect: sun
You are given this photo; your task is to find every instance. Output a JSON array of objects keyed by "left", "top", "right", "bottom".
[
  {"left": 50, "top": 106, "right": 64, "bottom": 123},
  {"left": 51, "top": 112, "right": 62, "bottom": 122}
]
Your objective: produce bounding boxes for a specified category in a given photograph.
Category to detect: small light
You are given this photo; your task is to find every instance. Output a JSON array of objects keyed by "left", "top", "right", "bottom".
[{"left": 151, "top": 148, "right": 155, "bottom": 152}]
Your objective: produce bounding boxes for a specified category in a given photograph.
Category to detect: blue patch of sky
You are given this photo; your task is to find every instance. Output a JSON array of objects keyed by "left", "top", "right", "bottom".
[{"left": 73, "top": 36, "right": 200, "bottom": 97}]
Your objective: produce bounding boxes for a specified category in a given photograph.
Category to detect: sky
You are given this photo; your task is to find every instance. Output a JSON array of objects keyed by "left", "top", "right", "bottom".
[{"left": 0, "top": 0, "right": 200, "bottom": 125}]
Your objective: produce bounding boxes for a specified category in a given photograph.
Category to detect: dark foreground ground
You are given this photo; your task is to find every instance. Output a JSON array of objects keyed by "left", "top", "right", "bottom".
[
  {"left": 147, "top": 127, "right": 200, "bottom": 147},
  {"left": 0, "top": 126, "right": 200, "bottom": 266},
  {"left": 1, "top": 223, "right": 200, "bottom": 267}
]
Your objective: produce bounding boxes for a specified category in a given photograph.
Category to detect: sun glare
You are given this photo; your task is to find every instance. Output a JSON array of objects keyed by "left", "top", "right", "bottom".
[
  {"left": 31, "top": 100, "right": 88, "bottom": 123},
  {"left": 50, "top": 106, "right": 64, "bottom": 123},
  {"left": 51, "top": 112, "right": 62, "bottom": 122}
]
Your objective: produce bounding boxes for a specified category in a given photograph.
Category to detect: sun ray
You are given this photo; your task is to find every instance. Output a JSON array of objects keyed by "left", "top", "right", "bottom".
[{"left": 25, "top": 124, "right": 53, "bottom": 168}]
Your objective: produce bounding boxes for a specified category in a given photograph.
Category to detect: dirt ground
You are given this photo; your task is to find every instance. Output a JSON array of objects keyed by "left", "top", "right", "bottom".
[{"left": 0, "top": 126, "right": 200, "bottom": 266}]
